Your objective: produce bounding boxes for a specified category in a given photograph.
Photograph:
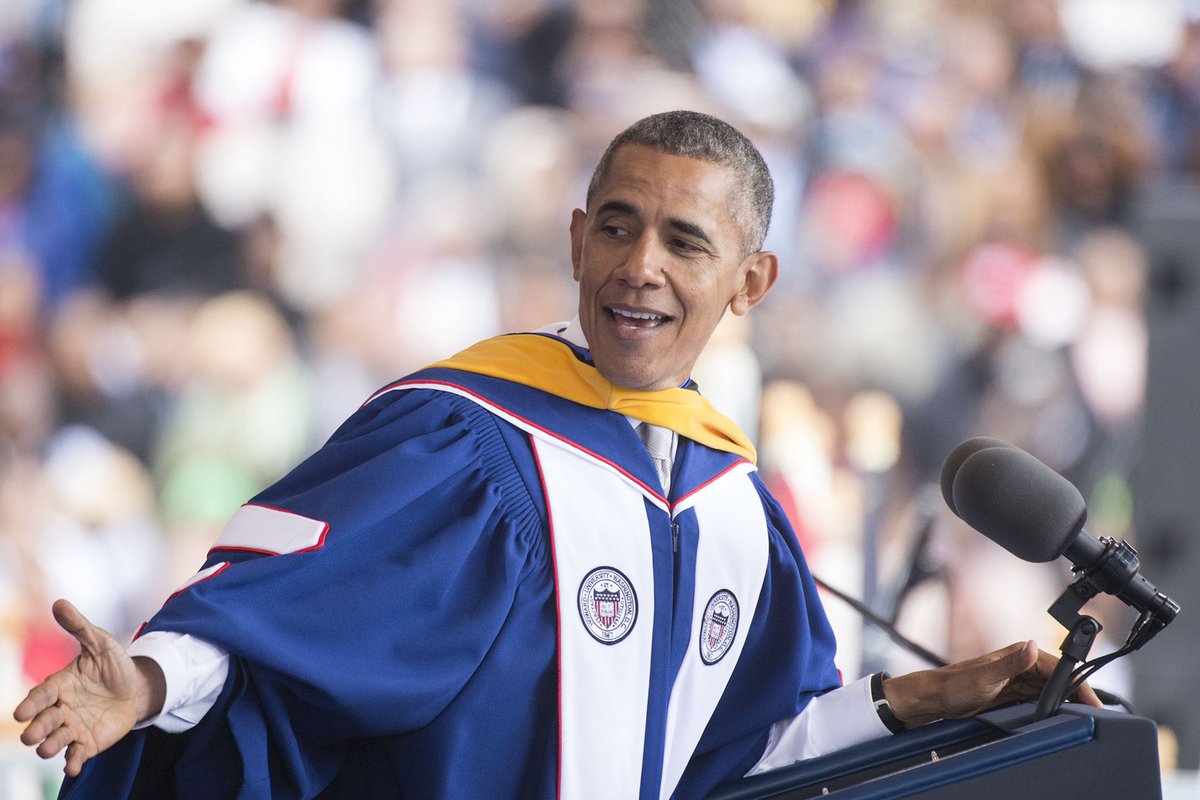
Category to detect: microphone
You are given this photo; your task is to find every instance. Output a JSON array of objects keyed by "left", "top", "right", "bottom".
[
  {"left": 940, "top": 438, "right": 1180, "bottom": 636},
  {"left": 938, "top": 436, "right": 1011, "bottom": 518}
]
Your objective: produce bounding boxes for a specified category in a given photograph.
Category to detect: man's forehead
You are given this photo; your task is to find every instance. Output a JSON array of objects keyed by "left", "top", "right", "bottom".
[
  {"left": 590, "top": 145, "right": 739, "bottom": 215},
  {"left": 601, "top": 144, "right": 730, "bottom": 180}
]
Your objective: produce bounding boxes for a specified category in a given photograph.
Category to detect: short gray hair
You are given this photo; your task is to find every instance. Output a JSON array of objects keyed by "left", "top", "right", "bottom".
[{"left": 585, "top": 110, "right": 774, "bottom": 255}]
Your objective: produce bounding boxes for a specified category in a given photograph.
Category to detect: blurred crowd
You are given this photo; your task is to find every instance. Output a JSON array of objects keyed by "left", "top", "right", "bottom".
[{"left": 3, "top": 0, "right": 1200, "bottom": 793}]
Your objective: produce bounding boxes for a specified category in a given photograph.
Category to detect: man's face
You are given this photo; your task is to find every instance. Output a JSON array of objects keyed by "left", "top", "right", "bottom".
[{"left": 570, "top": 145, "right": 777, "bottom": 391}]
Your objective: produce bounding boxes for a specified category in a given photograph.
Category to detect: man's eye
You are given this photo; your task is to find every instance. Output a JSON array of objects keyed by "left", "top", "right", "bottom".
[
  {"left": 601, "top": 224, "right": 629, "bottom": 237},
  {"left": 673, "top": 239, "right": 701, "bottom": 253}
]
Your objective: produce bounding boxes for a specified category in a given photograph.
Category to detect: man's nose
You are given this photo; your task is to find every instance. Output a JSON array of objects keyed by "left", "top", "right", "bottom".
[{"left": 616, "top": 236, "right": 669, "bottom": 288}]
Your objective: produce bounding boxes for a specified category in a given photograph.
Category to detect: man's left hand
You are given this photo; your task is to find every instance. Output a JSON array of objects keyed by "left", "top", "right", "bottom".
[{"left": 882, "top": 640, "right": 1103, "bottom": 729}]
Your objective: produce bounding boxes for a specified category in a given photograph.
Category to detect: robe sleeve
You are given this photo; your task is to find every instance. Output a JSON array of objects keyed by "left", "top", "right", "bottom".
[{"left": 61, "top": 387, "right": 549, "bottom": 799}]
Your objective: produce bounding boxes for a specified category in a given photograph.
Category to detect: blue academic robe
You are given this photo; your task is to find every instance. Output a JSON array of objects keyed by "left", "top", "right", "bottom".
[{"left": 59, "top": 340, "right": 840, "bottom": 799}]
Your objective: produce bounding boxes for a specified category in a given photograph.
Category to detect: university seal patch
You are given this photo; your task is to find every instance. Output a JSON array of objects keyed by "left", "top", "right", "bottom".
[
  {"left": 699, "top": 589, "right": 739, "bottom": 664},
  {"left": 578, "top": 566, "right": 638, "bottom": 645}
]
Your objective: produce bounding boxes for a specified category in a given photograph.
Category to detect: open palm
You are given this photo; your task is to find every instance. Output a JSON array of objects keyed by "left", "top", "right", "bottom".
[{"left": 13, "top": 599, "right": 149, "bottom": 777}]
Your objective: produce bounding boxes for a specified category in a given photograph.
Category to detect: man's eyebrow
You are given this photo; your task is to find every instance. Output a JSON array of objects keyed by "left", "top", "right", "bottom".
[
  {"left": 667, "top": 218, "right": 712, "bottom": 245},
  {"left": 596, "top": 200, "right": 638, "bottom": 217}
]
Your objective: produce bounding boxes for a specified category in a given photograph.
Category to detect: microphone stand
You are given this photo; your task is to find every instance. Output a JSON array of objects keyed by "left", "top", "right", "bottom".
[
  {"left": 1034, "top": 610, "right": 1101, "bottom": 720},
  {"left": 1035, "top": 563, "right": 1111, "bottom": 720}
]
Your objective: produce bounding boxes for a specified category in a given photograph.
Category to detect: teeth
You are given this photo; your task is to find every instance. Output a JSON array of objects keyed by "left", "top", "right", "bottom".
[{"left": 614, "top": 308, "right": 664, "bottom": 321}]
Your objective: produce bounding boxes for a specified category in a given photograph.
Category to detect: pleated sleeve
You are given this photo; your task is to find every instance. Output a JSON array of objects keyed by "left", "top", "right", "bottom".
[{"left": 62, "top": 387, "right": 554, "bottom": 799}]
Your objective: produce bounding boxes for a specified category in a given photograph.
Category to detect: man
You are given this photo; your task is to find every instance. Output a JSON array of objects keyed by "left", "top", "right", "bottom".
[{"left": 15, "top": 110, "right": 1097, "bottom": 798}]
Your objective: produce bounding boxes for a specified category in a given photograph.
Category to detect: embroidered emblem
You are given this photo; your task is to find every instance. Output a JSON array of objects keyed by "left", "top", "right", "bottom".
[
  {"left": 699, "top": 589, "right": 739, "bottom": 664},
  {"left": 578, "top": 567, "right": 638, "bottom": 645}
]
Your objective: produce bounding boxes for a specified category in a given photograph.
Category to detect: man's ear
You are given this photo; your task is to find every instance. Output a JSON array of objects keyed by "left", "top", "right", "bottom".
[
  {"left": 569, "top": 209, "right": 587, "bottom": 281},
  {"left": 730, "top": 250, "right": 779, "bottom": 316}
]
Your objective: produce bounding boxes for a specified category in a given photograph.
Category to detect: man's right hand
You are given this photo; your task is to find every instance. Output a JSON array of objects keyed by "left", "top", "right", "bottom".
[{"left": 12, "top": 599, "right": 166, "bottom": 777}]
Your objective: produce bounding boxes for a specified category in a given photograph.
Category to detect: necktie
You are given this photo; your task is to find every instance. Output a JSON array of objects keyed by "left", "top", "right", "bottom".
[{"left": 640, "top": 422, "right": 673, "bottom": 494}]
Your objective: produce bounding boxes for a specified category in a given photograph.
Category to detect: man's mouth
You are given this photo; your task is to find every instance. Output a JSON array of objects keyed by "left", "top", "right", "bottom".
[{"left": 607, "top": 307, "right": 671, "bottom": 331}]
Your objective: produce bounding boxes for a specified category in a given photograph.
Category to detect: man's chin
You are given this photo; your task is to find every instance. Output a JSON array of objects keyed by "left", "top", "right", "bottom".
[{"left": 592, "top": 357, "right": 680, "bottom": 393}]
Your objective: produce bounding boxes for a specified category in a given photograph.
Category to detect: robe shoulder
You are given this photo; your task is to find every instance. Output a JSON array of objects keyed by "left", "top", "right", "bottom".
[{"left": 145, "top": 386, "right": 554, "bottom": 733}]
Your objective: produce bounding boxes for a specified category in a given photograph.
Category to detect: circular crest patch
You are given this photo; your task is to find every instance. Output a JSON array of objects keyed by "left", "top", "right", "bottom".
[
  {"left": 578, "top": 566, "right": 638, "bottom": 645},
  {"left": 699, "top": 589, "right": 739, "bottom": 665}
]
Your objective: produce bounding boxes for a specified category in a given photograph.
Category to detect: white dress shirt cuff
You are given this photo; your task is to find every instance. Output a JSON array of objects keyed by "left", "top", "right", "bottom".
[
  {"left": 128, "top": 631, "right": 231, "bottom": 733},
  {"left": 746, "top": 675, "right": 893, "bottom": 776}
]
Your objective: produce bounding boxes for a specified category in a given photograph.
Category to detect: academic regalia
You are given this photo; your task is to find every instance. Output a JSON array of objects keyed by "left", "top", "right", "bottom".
[{"left": 61, "top": 333, "right": 840, "bottom": 799}]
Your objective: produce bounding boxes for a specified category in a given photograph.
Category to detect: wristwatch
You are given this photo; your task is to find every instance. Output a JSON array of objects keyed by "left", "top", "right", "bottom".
[{"left": 871, "top": 671, "right": 906, "bottom": 734}]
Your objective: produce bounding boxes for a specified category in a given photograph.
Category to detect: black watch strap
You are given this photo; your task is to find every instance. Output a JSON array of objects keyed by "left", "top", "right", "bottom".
[{"left": 870, "top": 671, "right": 906, "bottom": 734}]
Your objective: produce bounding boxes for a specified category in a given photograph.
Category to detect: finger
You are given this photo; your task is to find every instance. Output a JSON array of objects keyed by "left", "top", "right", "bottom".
[
  {"left": 36, "top": 724, "right": 76, "bottom": 760},
  {"left": 64, "top": 741, "right": 91, "bottom": 778},
  {"left": 979, "top": 640, "right": 1038, "bottom": 684},
  {"left": 1029, "top": 647, "right": 1066, "bottom": 679},
  {"left": 980, "top": 642, "right": 1042, "bottom": 705},
  {"left": 1010, "top": 640, "right": 1039, "bottom": 673},
  {"left": 52, "top": 599, "right": 104, "bottom": 655},
  {"left": 13, "top": 681, "right": 59, "bottom": 723},
  {"left": 18, "top": 704, "right": 65, "bottom": 746},
  {"left": 1071, "top": 679, "right": 1103, "bottom": 708}
]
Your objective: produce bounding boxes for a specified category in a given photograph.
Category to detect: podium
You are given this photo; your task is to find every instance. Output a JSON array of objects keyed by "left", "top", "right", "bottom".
[{"left": 708, "top": 703, "right": 1161, "bottom": 799}]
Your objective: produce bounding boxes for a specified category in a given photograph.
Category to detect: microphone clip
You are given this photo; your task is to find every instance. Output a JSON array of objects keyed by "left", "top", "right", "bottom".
[
  {"left": 1037, "top": 537, "right": 1181, "bottom": 720},
  {"left": 1043, "top": 536, "right": 1136, "bottom": 629},
  {"left": 1075, "top": 537, "right": 1140, "bottom": 599}
]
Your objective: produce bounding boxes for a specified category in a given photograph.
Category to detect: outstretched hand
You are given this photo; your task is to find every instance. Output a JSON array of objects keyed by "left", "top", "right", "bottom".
[
  {"left": 12, "top": 599, "right": 165, "bottom": 777},
  {"left": 884, "top": 640, "right": 1103, "bottom": 729}
]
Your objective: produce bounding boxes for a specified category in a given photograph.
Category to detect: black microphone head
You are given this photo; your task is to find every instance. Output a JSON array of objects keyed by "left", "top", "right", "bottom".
[
  {"left": 940, "top": 437, "right": 1014, "bottom": 516},
  {"left": 950, "top": 445, "right": 1087, "bottom": 563}
]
